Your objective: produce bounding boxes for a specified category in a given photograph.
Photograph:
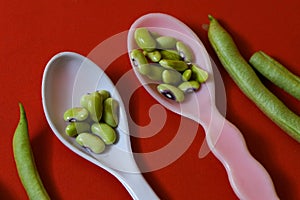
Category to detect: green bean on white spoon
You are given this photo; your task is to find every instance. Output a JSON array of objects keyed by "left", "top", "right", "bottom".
[
  {"left": 42, "top": 52, "right": 158, "bottom": 200},
  {"left": 127, "top": 13, "right": 279, "bottom": 200}
]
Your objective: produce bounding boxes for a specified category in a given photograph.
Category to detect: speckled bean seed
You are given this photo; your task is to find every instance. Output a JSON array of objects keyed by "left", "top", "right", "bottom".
[{"left": 157, "top": 83, "right": 185, "bottom": 102}]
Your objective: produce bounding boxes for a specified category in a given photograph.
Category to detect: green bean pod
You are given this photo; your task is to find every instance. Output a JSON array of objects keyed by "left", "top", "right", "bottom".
[
  {"left": 13, "top": 103, "right": 50, "bottom": 199},
  {"left": 249, "top": 51, "right": 300, "bottom": 100},
  {"left": 208, "top": 15, "right": 300, "bottom": 142}
]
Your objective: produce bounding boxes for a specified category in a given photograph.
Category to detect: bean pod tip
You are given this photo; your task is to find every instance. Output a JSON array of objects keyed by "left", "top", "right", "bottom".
[{"left": 208, "top": 14, "right": 215, "bottom": 21}]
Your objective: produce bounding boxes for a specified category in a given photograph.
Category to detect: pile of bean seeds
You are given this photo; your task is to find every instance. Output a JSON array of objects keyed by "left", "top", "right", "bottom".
[
  {"left": 63, "top": 90, "right": 119, "bottom": 154},
  {"left": 131, "top": 27, "right": 208, "bottom": 102}
]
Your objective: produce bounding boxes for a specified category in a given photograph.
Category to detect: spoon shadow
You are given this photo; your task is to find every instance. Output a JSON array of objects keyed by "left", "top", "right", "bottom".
[{"left": 31, "top": 127, "right": 62, "bottom": 199}]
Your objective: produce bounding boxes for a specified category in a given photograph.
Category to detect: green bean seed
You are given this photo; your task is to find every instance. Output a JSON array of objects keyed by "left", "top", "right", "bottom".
[
  {"left": 130, "top": 49, "right": 149, "bottom": 75},
  {"left": 150, "top": 31, "right": 160, "bottom": 39},
  {"left": 91, "top": 123, "right": 117, "bottom": 145},
  {"left": 98, "top": 90, "right": 111, "bottom": 100},
  {"left": 249, "top": 51, "right": 300, "bottom": 100},
  {"left": 134, "top": 28, "right": 156, "bottom": 51},
  {"left": 160, "top": 50, "right": 182, "bottom": 60},
  {"left": 87, "top": 92, "right": 103, "bottom": 122},
  {"left": 137, "top": 64, "right": 151, "bottom": 77},
  {"left": 63, "top": 107, "right": 89, "bottom": 122},
  {"left": 182, "top": 69, "right": 192, "bottom": 81},
  {"left": 80, "top": 94, "right": 90, "bottom": 108},
  {"left": 178, "top": 81, "right": 200, "bottom": 93},
  {"left": 65, "top": 122, "right": 90, "bottom": 137},
  {"left": 103, "top": 97, "right": 119, "bottom": 128},
  {"left": 76, "top": 133, "right": 105, "bottom": 154},
  {"left": 156, "top": 36, "right": 177, "bottom": 49},
  {"left": 191, "top": 64, "right": 208, "bottom": 83},
  {"left": 159, "top": 59, "right": 189, "bottom": 72},
  {"left": 162, "top": 70, "right": 182, "bottom": 85},
  {"left": 145, "top": 50, "right": 162, "bottom": 62},
  {"left": 13, "top": 103, "right": 50, "bottom": 200},
  {"left": 157, "top": 83, "right": 185, "bottom": 102},
  {"left": 146, "top": 64, "right": 164, "bottom": 81},
  {"left": 208, "top": 14, "right": 300, "bottom": 142},
  {"left": 176, "top": 41, "right": 194, "bottom": 62}
]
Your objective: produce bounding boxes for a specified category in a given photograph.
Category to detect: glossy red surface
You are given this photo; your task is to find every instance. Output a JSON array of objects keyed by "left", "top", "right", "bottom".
[{"left": 1, "top": 0, "right": 299, "bottom": 199}]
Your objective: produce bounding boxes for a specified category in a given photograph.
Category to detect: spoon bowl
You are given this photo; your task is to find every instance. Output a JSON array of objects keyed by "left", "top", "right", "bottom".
[
  {"left": 128, "top": 20, "right": 215, "bottom": 126},
  {"left": 42, "top": 51, "right": 159, "bottom": 200},
  {"left": 127, "top": 13, "right": 279, "bottom": 200}
]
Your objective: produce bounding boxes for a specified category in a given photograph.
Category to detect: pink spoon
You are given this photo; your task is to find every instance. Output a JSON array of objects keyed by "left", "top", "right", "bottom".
[{"left": 127, "top": 13, "right": 279, "bottom": 200}]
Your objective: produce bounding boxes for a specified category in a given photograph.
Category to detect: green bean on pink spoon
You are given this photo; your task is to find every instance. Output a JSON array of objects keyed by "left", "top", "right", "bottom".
[{"left": 127, "top": 13, "right": 279, "bottom": 200}]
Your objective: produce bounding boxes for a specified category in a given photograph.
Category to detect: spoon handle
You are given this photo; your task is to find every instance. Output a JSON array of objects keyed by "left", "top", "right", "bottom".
[
  {"left": 117, "top": 171, "right": 159, "bottom": 200},
  {"left": 205, "top": 111, "right": 279, "bottom": 200}
]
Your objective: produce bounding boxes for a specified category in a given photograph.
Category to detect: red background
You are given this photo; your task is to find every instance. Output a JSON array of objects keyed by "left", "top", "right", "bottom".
[{"left": 1, "top": 0, "right": 300, "bottom": 199}]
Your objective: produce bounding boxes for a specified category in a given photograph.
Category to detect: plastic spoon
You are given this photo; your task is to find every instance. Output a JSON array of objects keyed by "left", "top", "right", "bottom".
[
  {"left": 42, "top": 51, "right": 159, "bottom": 200},
  {"left": 127, "top": 13, "right": 279, "bottom": 200}
]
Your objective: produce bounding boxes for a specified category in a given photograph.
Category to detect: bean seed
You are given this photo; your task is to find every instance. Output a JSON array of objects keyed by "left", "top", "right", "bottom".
[
  {"left": 182, "top": 69, "right": 192, "bottom": 81},
  {"left": 162, "top": 70, "right": 182, "bottom": 85},
  {"left": 80, "top": 93, "right": 90, "bottom": 108},
  {"left": 130, "top": 49, "right": 149, "bottom": 75},
  {"left": 91, "top": 123, "right": 117, "bottom": 145},
  {"left": 76, "top": 133, "right": 105, "bottom": 154},
  {"left": 103, "top": 97, "right": 119, "bottom": 128},
  {"left": 159, "top": 59, "right": 189, "bottom": 72},
  {"left": 86, "top": 92, "right": 103, "bottom": 122},
  {"left": 134, "top": 27, "right": 156, "bottom": 51},
  {"left": 176, "top": 41, "right": 194, "bottom": 62},
  {"left": 191, "top": 64, "right": 208, "bottom": 83},
  {"left": 145, "top": 50, "right": 162, "bottom": 62},
  {"left": 146, "top": 64, "right": 164, "bottom": 81},
  {"left": 156, "top": 36, "right": 177, "bottom": 49},
  {"left": 63, "top": 107, "right": 89, "bottom": 122},
  {"left": 65, "top": 122, "right": 90, "bottom": 137},
  {"left": 178, "top": 81, "right": 200, "bottom": 93},
  {"left": 150, "top": 31, "right": 160, "bottom": 38},
  {"left": 160, "top": 50, "right": 182, "bottom": 60},
  {"left": 157, "top": 83, "right": 185, "bottom": 102},
  {"left": 98, "top": 90, "right": 111, "bottom": 100}
]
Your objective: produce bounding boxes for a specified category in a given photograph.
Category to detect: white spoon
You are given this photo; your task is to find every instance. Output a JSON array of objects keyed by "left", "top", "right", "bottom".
[
  {"left": 42, "top": 51, "right": 159, "bottom": 200},
  {"left": 127, "top": 13, "right": 279, "bottom": 200}
]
